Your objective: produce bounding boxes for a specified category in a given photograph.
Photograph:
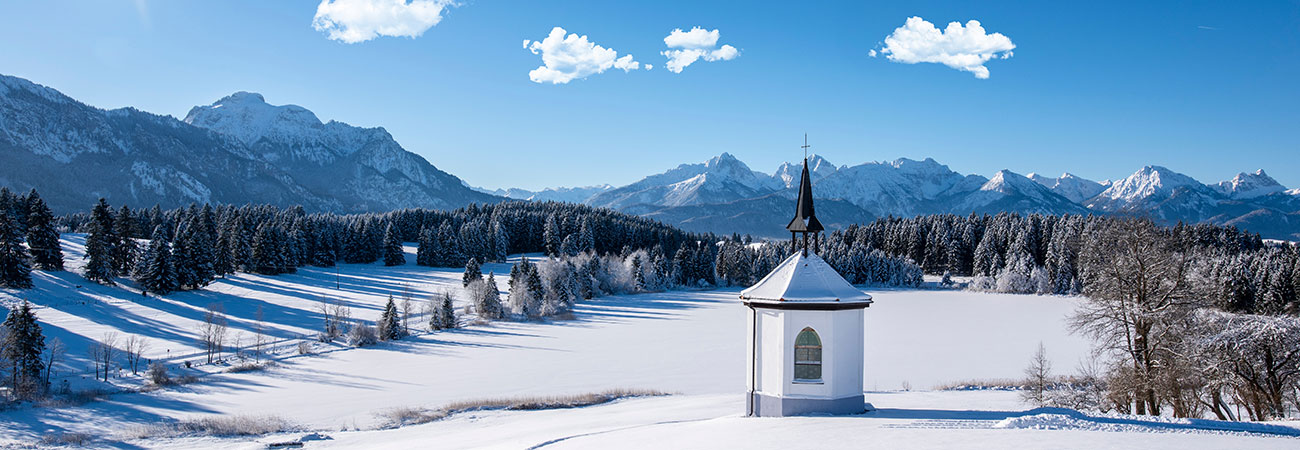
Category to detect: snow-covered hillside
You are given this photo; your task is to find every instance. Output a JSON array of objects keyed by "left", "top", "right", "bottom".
[{"left": 3, "top": 235, "right": 1297, "bottom": 448}]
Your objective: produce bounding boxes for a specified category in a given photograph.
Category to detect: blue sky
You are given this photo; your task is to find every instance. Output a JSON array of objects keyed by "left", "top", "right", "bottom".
[{"left": 1, "top": 1, "right": 1297, "bottom": 190}]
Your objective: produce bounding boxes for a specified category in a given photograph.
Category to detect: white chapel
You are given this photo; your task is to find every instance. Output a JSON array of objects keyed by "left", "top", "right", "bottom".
[{"left": 741, "top": 154, "right": 873, "bottom": 417}]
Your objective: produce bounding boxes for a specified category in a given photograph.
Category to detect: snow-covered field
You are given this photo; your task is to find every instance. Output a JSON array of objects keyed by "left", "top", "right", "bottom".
[{"left": 1, "top": 235, "right": 1297, "bottom": 448}]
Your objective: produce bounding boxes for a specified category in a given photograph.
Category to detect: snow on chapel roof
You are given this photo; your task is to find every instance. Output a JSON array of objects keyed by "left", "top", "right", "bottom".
[{"left": 740, "top": 252, "right": 873, "bottom": 304}]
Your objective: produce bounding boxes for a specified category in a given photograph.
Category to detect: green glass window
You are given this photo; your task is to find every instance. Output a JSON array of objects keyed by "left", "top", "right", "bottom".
[{"left": 794, "top": 327, "right": 822, "bottom": 381}]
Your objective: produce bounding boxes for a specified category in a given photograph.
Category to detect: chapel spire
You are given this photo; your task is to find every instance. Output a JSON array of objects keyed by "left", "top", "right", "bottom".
[{"left": 786, "top": 135, "right": 824, "bottom": 256}]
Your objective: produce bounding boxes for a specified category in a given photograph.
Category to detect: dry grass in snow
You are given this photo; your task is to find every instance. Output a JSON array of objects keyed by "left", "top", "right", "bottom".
[{"left": 378, "top": 388, "right": 669, "bottom": 428}]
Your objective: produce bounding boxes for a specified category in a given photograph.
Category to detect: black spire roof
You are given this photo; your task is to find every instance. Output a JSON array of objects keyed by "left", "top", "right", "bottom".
[{"left": 786, "top": 158, "right": 824, "bottom": 233}]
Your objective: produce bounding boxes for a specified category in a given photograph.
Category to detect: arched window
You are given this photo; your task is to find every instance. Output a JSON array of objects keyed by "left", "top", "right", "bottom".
[{"left": 794, "top": 327, "right": 822, "bottom": 381}]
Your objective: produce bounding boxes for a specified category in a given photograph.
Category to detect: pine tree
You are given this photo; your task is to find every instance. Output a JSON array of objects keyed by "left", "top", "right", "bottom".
[
  {"left": 24, "top": 191, "right": 63, "bottom": 271},
  {"left": 83, "top": 199, "right": 118, "bottom": 285},
  {"left": 382, "top": 223, "right": 405, "bottom": 266},
  {"left": 250, "top": 222, "right": 281, "bottom": 275},
  {"left": 135, "top": 226, "right": 177, "bottom": 295},
  {"left": 171, "top": 223, "right": 198, "bottom": 289},
  {"left": 378, "top": 295, "right": 403, "bottom": 340},
  {"left": 111, "top": 205, "right": 139, "bottom": 275},
  {"left": 477, "top": 272, "right": 504, "bottom": 320},
  {"left": 463, "top": 258, "right": 482, "bottom": 287},
  {"left": 543, "top": 214, "right": 559, "bottom": 257},
  {"left": 430, "top": 293, "right": 457, "bottom": 330},
  {"left": 632, "top": 255, "right": 646, "bottom": 292},
  {"left": 440, "top": 293, "right": 456, "bottom": 329},
  {"left": 0, "top": 212, "right": 33, "bottom": 289},
  {"left": 2, "top": 301, "right": 45, "bottom": 397},
  {"left": 416, "top": 227, "right": 436, "bottom": 266},
  {"left": 525, "top": 259, "right": 545, "bottom": 315},
  {"left": 492, "top": 220, "right": 509, "bottom": 262}
]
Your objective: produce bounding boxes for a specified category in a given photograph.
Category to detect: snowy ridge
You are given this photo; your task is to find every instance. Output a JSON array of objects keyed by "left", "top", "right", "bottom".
[
  {"left": 475, "top": 184, "right": 614, "bottom": 203},
  {"left": 1213, "top": 169, "right": 1285, "bottom": 200},
  {"left": 1028, "top": 172, "right": 1107, "bottom": 203},
  {"left": 0, "top": 73, "right": 499, "bottom": 213}
]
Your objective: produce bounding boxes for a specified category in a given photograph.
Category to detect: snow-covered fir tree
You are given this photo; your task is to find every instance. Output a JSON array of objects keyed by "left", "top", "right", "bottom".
[
  {"left": 135, "top": 226, "right": 178, "bottom": 295},
  {"left": 83, "top": 199, "right": 118, "bottom": 285},
  {"left": 382, "top": 223, "right": 405, "bottom": 266},
  {"left": 474, "top": 272, "right": 505, "bottom": 320},
  {"left": 378, "top": 295, "right": 404, "bottom": 340},
  {"left": 463, "top": 257, "right": 481, "bottom": 287},
  {"left": 415, "top": 226, "right": 436, "bottom": 266},
  {"left": 2, "top": 301, "right": 45, "bottom": 398},
  {"left": 0, "top": 212, "right": 33, "bottom": 289},
  {"left": 430, "top": 293, "right": 457, "bottom": 330},
  {"left": 23, "top": 190, "right": 63, "bottom": 271},
  {"left": 111, "top": 205, "right": 139, "bottom": 275}
]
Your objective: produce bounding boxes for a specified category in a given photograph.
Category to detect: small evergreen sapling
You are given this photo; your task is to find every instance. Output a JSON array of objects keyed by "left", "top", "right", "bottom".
[{"left": 378, "top": 295, "right": 404, "bottom": 341}]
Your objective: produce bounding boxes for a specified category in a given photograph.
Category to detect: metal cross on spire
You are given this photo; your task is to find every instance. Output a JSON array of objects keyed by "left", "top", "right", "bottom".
[{"left": 801, "top": 133, "right": 811, "bottom": 160}]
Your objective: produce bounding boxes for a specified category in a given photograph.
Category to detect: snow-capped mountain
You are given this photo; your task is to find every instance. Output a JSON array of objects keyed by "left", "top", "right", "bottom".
[
  {"left": 0, "top": 74, "right": 498, "bottom": 213},
  {"left": 475, "top": 184, "right": 613, "bottom": 204},
  {"left": 544, "top": 156, "right": 1297, "bottom": 239},
  {"left": 587, "top": 153, "right": 779, "bottom": 210},
  {"left": 772, "top": 154, "right": 839, "bottom": 188},
  {"left": 815, "top": 157, "right": 977, "bottom": 218},
  {"left": 1086, "top": 165, "right": 1223, "bottom": 222},
  {"left": 949, "top": 170, "right": 1089, "bottom": 215},
  {"left": 1212, "top": 169, "right": 1286, "bottom": 200},
  {"left": 1027, "top": 172, "right": 1108, "bottom": 203}
]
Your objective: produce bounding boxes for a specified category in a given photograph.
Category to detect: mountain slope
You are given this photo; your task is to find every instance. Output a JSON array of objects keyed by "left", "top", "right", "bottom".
[
  {"left": 587, "top": 153, "right": 779, "bottom": 210},
  {"left": 1213, "top": 170, "right": 1285, "bottom": 200},
  {"left": 184, "top": 92, "right": 498, "bottom": 212},
  {"left": 0, "top": 74, "right": 498, "bottom": 213},
  {"left": 0, "top": 75, "right": 333, "bottom": 213},
  {"left": 1028, "top": 172, "right": 1107, "bottom": 203},
  {"left": 948, "top": 170, "right": 1090, "bottom": 215}
]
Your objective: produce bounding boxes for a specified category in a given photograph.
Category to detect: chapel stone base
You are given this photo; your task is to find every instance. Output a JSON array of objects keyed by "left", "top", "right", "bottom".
[{"left": 747, "top": 392, "right": 866, "bottom": 417}]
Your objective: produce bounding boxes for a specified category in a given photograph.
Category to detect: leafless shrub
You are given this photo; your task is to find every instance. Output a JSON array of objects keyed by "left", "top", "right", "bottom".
[
  {"left": 348, "top": 323, "right": 378, "bottom": 347},
  {"left": 933, "top": 378, "right": 1023, "bottom": 391},
  {"left": 226, "top": 361, "right": 276, "bottom": 374},
  {"left": 377, "top": 388, "right": 667, "bottom": 429},
  {"left": 39, "top": 431, "right": 94, "bottom": 446},
  {"left": 148, "top": 362, "right": 170, "bottom": 386},
  {"left": 297, "top": 341, "right": 313, "bottom": 355},
  {"left": 119, "top": 414, "right": 297, "bottom": 439}
]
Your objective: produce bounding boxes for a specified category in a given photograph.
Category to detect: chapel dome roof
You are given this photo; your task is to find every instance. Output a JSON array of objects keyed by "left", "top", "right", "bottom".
[{"left": 740, "top": 252, "right": 873, "bottom": 304}]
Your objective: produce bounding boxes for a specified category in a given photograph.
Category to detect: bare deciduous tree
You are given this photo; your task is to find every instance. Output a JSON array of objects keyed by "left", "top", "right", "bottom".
[
  {"left": 123, "top": 335, "right": 149, "bottom": 375},
  {"left": 1071, "top": 217, "right": 1195, "bottom": 416},
  {"left": 200, "top": 303, "right": 228, "bottom": 364},
  {"left": 1021, "top": 342, "right": 1052, "bottom": 407},
  {"left": 89, "top": 332, "right": 119, "bottom": 382},
  {"left": 42, "top": 337, "right": 65, "bottom": 389},
  {"left": 253, "top": 306, "right": 266, "bottom": 363}
]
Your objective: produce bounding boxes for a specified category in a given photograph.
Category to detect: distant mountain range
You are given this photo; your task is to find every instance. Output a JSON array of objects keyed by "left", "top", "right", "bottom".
[
  {"left": 476, "top": 154, "right": 1300, "bottom": 241},
  {"left": 0, "top": 74, "right": 498, "bottom": 214},
  {"left": 2, "top": 73, "right": 1296, "bottom": 240}
]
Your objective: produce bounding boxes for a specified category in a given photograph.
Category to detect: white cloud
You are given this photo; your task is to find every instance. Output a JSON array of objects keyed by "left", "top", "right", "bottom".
[
  {"left": 313, "top": 0, "right": 453, "bottom": 44},
  {"left": 524, "top": 27, "right": 649, "bottom": 84},
  {"left": 661, "top": 27, "right": 739, "bottom": 73},
  {"left": 877, "top": 16, "right": 1015, "bottom": 79}
]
